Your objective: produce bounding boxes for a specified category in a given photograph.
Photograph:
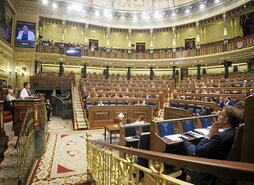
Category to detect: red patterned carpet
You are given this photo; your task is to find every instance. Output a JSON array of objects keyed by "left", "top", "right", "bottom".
[{"left": 28, "top": 123, "right": 104, "bottom": 184}]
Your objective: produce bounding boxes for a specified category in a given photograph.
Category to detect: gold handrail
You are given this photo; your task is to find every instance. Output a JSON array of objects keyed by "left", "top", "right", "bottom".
[
  {"left": 87, "top": 139, "right": 254, "bottom": 184},
  {"left": 16, "top": 108, "right": 35, "bottom": 184}
]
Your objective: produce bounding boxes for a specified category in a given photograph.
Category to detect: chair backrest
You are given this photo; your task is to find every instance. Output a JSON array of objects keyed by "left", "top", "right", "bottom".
[
  {"left": 124, "top": 126, "right": 137, "bottom": 137},
  {"left": 137, "top": 132, "right": 150, "bottom": 167},
  {"left": 182, "top": 119, "right": 195, "bottom": 132},
  {"left": 201, "top": 117, "right": 212, "bottom": 128},
  {"left": 179, "top": 103, "right": 186, "bottom": 109},
  {"left": 141, "top": 124, "right": 150, "bottom": 133},
  {"left": 114, "top": 117, "right": 120, "bottom": 124},
  {"left": 170, "top": 102, "right": 178, "bottom": 108},
  {"left": 226, "top": 123, "right": 245, "bottom": 161},
  {"left": 158, "top": 122, "right": 175, "bottom": 137}
]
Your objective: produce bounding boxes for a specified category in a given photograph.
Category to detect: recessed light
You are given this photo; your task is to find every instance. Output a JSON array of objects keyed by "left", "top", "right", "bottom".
[
  {"left": 52, "top": 3, "right": 57, "bottom": 8},
  {"left": 199, "top": 4, "right": 205, "bottom": 9},
  {"left": 42, "top": 0, "right": 48, "bottom": 5}
]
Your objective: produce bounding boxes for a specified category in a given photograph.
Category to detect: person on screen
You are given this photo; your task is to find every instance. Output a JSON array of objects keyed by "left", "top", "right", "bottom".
[{"left": 16, "top": 25, "right": 35, "bottom": 41}]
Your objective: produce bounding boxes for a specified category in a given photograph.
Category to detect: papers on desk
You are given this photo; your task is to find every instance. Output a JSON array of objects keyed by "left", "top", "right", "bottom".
[
  {"left": 185, "top": 131, "right": 204, "bottom": 138},
  {"left": 194, "top": 128, "right": 209, "bottom": 136},
  {"left": 165, "top": 134, "right": 188, "bottom": 141}
]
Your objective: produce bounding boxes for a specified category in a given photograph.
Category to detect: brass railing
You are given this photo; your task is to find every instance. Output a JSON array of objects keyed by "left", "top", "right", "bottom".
[
  {"left": 87, "top": 139, "right": 191, "bottom": 185},
  {"left": 87, "top": 139, "right": 254, "bottom": 185},
  {"left": 16, "top": 108, "right": 36, "bottom": 185}
]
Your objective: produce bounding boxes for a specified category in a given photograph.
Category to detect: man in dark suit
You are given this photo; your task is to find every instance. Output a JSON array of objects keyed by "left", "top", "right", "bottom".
[{"left": 179, "top": 105, "right": 241, "bottom": 185}]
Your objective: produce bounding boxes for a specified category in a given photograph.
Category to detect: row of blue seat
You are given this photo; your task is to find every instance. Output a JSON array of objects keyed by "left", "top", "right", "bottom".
[
  {"left": 158, "top": 117, "right": 212, "bottom": 137},
  {"left": 170, "top": 102, "right": 213, "bottom": 114}
]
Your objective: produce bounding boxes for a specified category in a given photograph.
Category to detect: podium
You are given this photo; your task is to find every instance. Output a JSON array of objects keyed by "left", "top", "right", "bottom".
[{"left": 12, "top": 99, "right": 46, "bottom": 157}]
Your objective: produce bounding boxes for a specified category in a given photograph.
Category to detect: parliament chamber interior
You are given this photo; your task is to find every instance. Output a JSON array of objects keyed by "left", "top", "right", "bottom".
[{"left": 0, "top": 0, "right": 254, "bottom": 184}]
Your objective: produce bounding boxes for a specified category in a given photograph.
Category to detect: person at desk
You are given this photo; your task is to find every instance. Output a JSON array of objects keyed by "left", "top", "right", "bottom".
[
  {"left": 134, "top": 115, "right": 146, "bottom": 124},
  {"left": 63, "top": 91, "right": 71, "bottom": 101},
  {"left": 179, "top": 106, "right": 241, "bottom": 184},
  {"left": 20, "top": 82, "right": 33, "bottom": 99}
]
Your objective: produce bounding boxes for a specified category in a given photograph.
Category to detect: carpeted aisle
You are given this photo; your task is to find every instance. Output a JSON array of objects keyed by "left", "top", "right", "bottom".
[{"left": 28, "top": 117, "right": 108, "bottom": 185}]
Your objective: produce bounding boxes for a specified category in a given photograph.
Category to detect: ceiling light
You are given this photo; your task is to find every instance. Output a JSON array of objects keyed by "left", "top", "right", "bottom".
[
  {"left": 67, "top": 6, "right": 72, "bottom": 11},
  {"left": 154, "top": 12, "right": 159, "bottom": 18},
  {"left": 172, "top": 12, "right": 176, "bottom": 16},
  {"left": 215, "top": 0, "right": 220, "bottom": 3},
  {"left": 142, "top": 12, "right": 147, "bottom": 19},
  {"left": 199, "top": 4, "right": 205, "bottom": 9},
  {"left": 42, "top": 0, "right": 48, "bottom": 5},
  {"left": 52, "top": 3, "right": 57, "bottom": 8},
  {"left": 95, "top": 10, "right": 100, "bottom": 16},
  {"left": 104, "top": 10, "right": 108, "bottom": 16},
  {"left": 185, "top": 9, "right": 190, "bottom": 14}
]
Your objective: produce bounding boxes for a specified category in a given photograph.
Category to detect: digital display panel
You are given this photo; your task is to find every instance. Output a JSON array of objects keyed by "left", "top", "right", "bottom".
[
  {"left": 66, "top": 48, "right": 82, "bottom": 57},
  {"left": 15, "top": 21, "right": 36, "bottom": 48}
]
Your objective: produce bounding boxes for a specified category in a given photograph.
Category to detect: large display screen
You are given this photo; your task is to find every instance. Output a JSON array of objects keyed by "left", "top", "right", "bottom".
[
  {"left": 0, "top": 0, "right": 14, "bottom": 44},
  {"left": 66, "top": 48, "right": 82, "bottom": 57},
  {"left": 15, "top": 21, "right": 36, "bottom": 48}
]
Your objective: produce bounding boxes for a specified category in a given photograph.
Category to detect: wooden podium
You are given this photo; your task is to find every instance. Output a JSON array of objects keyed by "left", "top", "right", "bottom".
[
  {"left": 12, "top": 99, "right": 45, "bottom": 136},
  {"left": 12, "top": 99, "right": 46, "bottom": 157}
]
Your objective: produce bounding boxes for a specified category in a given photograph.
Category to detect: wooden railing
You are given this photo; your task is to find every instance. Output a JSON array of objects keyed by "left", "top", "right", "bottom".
[{"left": 37, "top": 34, "right": 254, "bottom": 60}]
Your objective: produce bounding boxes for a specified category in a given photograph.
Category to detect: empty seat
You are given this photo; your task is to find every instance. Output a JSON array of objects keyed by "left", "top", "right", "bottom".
[
  {"left": 136, "top": 133, "right": 150, "bottom": 167},
  {"left": 110, "top": 101, "right": 116, "bottom": 105},
  {"left": 188, "top": 104, "right": 195, "bottom": 113},
  {"left": 179, "top": 103, "right": 186, "bottom": 109},
  {"left": 124, "top": 126, "right": 137, "bottom": 137},
  {"left": 170, "top": 102, "right": 178, "bottom": 108},
  {"left": 182, "top": 119, "right": 195, "bottom": 132},
  {"left": 117, "top": 101, "right": 123, "bottom": 105},
  {"left": 102, "top": 101, "right": 109, "bottom": 105},
  {"left": 158, "top": 122, "right": 175, "bottom": 137},
  {"left": 141, "top": 124, "right": 150, "bottom": 133},
  {"left": 201, "top": 117, "right": 212, "bottom": 128}
]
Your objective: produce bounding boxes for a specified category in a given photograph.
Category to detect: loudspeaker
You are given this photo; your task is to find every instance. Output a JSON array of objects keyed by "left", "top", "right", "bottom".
[
  {"left": 233, "top": 65, "right": 238, "bottom": 72},
  {"left": 202, "top": 68, "right": 206, "bottom": 75}
]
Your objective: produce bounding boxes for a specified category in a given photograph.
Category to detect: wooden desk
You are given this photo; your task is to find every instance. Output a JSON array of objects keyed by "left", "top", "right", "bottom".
[
  {"left": 88, "top": 105, "right": 153, "bottom": 128},
  {"left": 164, "top": 107, "right": 192, "bottom": 119},
  {"left": 12, "top": 99, "right": 45, "bottom": 136},
  {"left": 104, "top": 124, "right": 120, "bottom": 144}
]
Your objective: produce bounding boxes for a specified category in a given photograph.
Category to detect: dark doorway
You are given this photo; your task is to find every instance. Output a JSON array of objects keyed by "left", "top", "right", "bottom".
[{"left": 136, "top": 42, "right": 145, "bottom": 53}]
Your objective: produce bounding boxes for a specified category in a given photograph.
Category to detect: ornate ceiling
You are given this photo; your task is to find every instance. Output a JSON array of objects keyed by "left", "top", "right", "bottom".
[{"left": 23, "top": 0, "right": 198, "bottom": 11}]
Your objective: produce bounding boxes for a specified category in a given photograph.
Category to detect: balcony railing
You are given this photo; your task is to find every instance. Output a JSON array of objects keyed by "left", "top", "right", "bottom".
[{"left": 37, "top": 34, "right": 254, "bottom": 60}]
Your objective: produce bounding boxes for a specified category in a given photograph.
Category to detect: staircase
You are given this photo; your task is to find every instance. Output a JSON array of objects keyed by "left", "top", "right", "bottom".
[
  {"left": 0, "top": 122, "right": 18, "bottom": 185},
  {"left": 72, "top": 85, "right": 89, "bottom": 130}
]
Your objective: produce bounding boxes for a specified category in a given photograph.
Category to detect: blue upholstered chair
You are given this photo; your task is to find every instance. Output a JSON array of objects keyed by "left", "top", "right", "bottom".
[
  {"left": 201, "top": 117, "right": 212, "bottom": 128},
  {"left": 182, "top": 120, "right": 195, "bottom": 132},
  {"left": 158, "top": 122, "right": 175, "bottom": 137}
]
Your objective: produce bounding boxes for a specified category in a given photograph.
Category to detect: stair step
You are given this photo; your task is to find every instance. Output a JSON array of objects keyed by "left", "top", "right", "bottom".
[
  {"left": 7, "top": 137, "right": 18, "bottom": 148},
  {"left": 0, "top": 157, "right": 17, "bottom": 168},
  {"left": 0, "top": 168, "right": 18, "bottom": 182},
  {"left": 4, "top": 147, "right": 17, "bottom": 157}
]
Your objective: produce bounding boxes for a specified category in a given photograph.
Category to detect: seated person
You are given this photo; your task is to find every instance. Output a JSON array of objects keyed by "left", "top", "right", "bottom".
[
  {"left": 6, "top": 89, "right": 16, "bottom": 103},
  {"left": 97, "top": 101, "right": 104, "bottom": 106},
  {"left": 63, "top": 91, "right": 72, "bottom": 101},
  {"left": 134, "top": 115, "right": 146, "bottom": 124},
  {"left": 5, "top": 89, "right": 17, "bottom": 111},
  {"left": 197, "top": 105, "right": 207, "bottom": 116},
  {"left": 20, "top": 82, "right": 33, "bottom": 99},
  {"left": 179, "top": 106, "right": 241, "bottom": 184}
]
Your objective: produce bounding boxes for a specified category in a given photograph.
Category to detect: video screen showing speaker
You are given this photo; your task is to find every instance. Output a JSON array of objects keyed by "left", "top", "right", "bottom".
[
  {"left": 15, "top": 21, "right": 36, "bottom": 48},
  {"left": 66, "top": 48, "right": 82, "bottom": 57}
]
